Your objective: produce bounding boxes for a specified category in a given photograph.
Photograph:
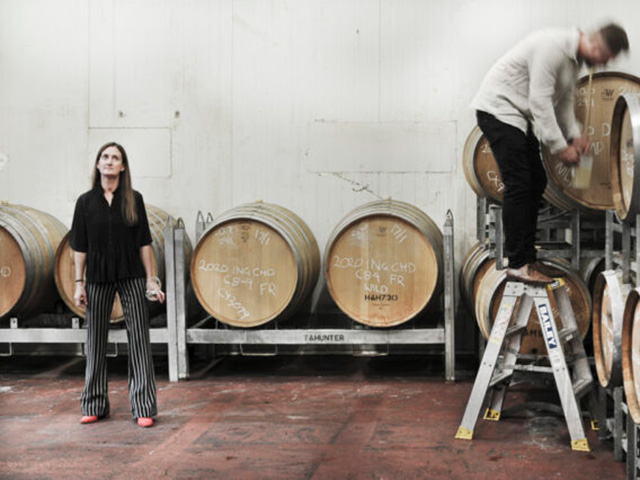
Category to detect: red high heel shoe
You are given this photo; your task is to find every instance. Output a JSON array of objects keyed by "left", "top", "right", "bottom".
[
  {"left": 137, "top": 417, "right": 153, "bottom": 428},
  {"left": 79, "top": 414, "right": 108, "bottom": 424}
]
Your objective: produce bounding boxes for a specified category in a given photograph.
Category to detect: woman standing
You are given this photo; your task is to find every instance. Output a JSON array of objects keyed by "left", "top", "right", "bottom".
[{"left": 70, "top": 142, "right": 165, "bottom": 428}]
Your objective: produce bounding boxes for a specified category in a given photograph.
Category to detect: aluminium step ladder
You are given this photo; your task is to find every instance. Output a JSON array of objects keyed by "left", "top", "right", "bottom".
[{"left": 455, "top": 279, "right": 595, "bottom": 452}]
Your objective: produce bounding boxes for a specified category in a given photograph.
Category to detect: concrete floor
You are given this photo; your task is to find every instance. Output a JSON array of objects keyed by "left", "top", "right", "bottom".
[{"left": 0, "top": 353, "right": 625, "bottom": 479}]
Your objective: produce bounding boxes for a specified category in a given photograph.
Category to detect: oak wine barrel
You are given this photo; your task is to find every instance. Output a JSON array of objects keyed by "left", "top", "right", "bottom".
[
  {"left": 459, "top": 242, "right": 494, "bottom": 311},
  {"left": 622, "top": 288, "right": 640, "bottom": 423},
  {"left": 579, "top": 256, "right": 606, "bottom": 297},
  {"left": 54, "top": 204, "right": 192, "bottom": 322},
  {"left": 0, "top": 204, "right": 67, "bottom": 318},
  {"left": 191, "top": 202, "right": 320, "bottom": 328},
  {"left": 543, "top": 72, "right": 640, "bottom": 213},
  {"left": 325, "top": 199, "right": 443, "bottom": 328},
  {"left": 474, "top": 258, "right": 591, "bottom": 354},
  {"left": 611, "top": 93, "right": 640, "bottom": 221},
  {"left": 593, "top": 269, "right": 631, "bottom": 388},
  {"left": 462, "top": 126, "right": 504, "bottom": 203},
  {"left": 464, "top": 72, "right": 640, "bottom": 214}
]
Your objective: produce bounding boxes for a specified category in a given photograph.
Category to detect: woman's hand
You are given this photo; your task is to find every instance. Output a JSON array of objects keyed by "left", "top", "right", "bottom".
[
  {"left": 74, "top": 283, "right": 87, "bottom": 307},
  {"left": 146, "top": 277, "right": 165, "bottom": 304}
]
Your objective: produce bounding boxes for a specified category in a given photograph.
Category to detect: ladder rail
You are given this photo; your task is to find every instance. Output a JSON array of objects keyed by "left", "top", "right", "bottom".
[{"left": 455, "top": 280, "right": 593, "bottom": 452}]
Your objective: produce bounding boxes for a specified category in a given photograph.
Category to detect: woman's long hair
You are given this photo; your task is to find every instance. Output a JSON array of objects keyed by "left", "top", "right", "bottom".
[{"left": 91, "top": 142, "right": 138, "bottom": 226}]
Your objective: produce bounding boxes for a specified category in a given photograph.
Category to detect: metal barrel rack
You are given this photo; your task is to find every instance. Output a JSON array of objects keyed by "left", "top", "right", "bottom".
[
  {"left": 595, "top": 210, "right": 640, "bottom": 478},
  {"left": 476, "top": 196, "right": 605, "bottom": 271},
  {"left": 0, "top": 219, "right": 184, "bottom": 380},
  {"left": 164, "top": 210, "right": 457, "bottom": 383},
  {"left": 0, "top": 314, "right": 175, "bottom": 372}
]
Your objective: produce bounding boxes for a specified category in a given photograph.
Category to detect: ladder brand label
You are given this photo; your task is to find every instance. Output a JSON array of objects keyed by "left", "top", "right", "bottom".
[{"left": 538, "top": 304, "right": 558, "bottom": 349}]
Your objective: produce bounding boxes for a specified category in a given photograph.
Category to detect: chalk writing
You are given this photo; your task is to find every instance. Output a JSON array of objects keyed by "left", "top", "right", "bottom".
[
  {"left": 351, "top": 222, "right": 368, "bottom": 240},
  {"left": 255, "top": 228, "right": 270, "bottom": 245},
  {"left": 199, "top": 260, "right": 276, "bottom": 278},
  {"left": 214, "top": 226, "right": 234, "bottom": 245},
  {"left": 486, "top": 170, "right": 504, "bottom": 193},
  {"left": 555, "top": 162, "right": 573, "bottom": 185},
  {"left": 0, "top": 266, "right": 10, "bottom": 277},
  {"left": 364, "top": 283, "right": 389, "bottom": 294},
  {"left": 259, "top": 282, "right": 277, "bottom": 296},
  {"left": 332, "top": 255, "right": 364, "bottom": 269},
  {"left": 480, "top": 142, "right": 492, "bottom": 154},
  {"left": 217, "top": 288, "right": 250, "bottom": 319},
  {"left": 622, "top": 148, "right": 634, "bottom": 177},
  {"left": 618, "top": 85, "right": 640, "bottom": 95},
  {"left": 391, "top": 223, "right": 407, "bottom": 243},
  {"left": 198, "top": 260, "right": 229, "bottom": 273},
  {"left": 224, "top": 276, "right": 253, "bottom": 289}
]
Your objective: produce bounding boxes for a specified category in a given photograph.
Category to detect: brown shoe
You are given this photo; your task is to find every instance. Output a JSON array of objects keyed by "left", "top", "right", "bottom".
[
  {"left": 505, "top": 264, "right": 553, "bottom": 285},
  {"left": 531, "top": 260, "right": 566, "bottom": 278}
]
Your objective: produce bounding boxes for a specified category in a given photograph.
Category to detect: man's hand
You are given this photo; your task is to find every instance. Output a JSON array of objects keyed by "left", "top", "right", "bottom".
[
  {"left": 571, "top": 136, "right": 592, "bottom": 155},
  {"left": 559, "top": 145, "right": 580, "bottom": 166}
]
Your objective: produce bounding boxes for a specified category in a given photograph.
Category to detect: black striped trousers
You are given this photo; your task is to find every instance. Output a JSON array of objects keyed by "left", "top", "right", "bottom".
[{"left": 81, "top": 277, "right": 157, "bottom": 419}]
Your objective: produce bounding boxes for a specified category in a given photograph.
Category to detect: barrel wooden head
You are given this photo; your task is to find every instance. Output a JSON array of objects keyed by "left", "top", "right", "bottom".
[
  {"left": 592, "top": 269, "right": 630, "bottom": 388},
  {"left": 611, "top": 93, "right": 640, "bottom": 221},
  {"left": 462, "top": 126, "right": 504, "bottom": 203},
  {"left": 622, "top": 288, "right": 640, "bottom": 424},
  {"left": 543, "top": 72, "right": 640, "bottom": 213},
  {"left": 475, "top": 259, "right": 591, "bottom": 354},
  {"left": 190, "top": 202, "right": 320, "bottom": 328},
  {"left": 324, "top": 199, "right": 443, "bottom": 328},
  {"left": 54, "top": 204, "right": 191, "bottom": 322},
  {"left": 0, "top": 204, "right": 67, "bottom": 319},
  {"left": 459, "top": 243, "right": 494, "bottom": 311}
]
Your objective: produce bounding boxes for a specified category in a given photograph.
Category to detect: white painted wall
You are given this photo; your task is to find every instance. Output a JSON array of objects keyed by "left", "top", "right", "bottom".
[{"left": 1, "top": 0, "right": 639, "bottom": 287}]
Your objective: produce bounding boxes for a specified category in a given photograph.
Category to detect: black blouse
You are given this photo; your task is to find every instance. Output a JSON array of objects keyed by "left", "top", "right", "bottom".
[{"left": 70, "top": 186, "right": 152, "bottom": 283}]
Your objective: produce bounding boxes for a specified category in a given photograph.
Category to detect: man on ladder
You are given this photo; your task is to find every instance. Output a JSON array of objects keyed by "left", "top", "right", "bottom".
[
  {"left": 458, "top": 22, "right": 630, "bottom": 451},
  {"left": 473, "top": 23, "right": 628, "bottom": 284}
]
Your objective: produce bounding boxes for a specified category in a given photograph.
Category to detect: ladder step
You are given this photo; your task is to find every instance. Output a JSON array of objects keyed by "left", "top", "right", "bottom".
[
  {"left": 512, "top": 364, "right": 553, "bottom": 374},
  {"left": 506, "top": 324, "right": 527, "bottom": 337},
  {"left": 572, "top": 378, "right": 592, "bottom": 398}
]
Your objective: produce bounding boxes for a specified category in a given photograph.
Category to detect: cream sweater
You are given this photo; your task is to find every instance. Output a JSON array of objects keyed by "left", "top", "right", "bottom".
[{"left": 472, "top": 28, "right": 583, "bottom": 154}]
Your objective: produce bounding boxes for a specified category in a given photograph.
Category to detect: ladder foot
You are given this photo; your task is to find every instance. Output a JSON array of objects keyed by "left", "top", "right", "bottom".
[
  {"left": 454, "top": 426, "right": 473, "bottom": 440},
  {"left": 483, "top": 408, "right": 501, "bottom": 421},
  {"left": 571, "top": 438, "right": 590, "bottom": 452}
]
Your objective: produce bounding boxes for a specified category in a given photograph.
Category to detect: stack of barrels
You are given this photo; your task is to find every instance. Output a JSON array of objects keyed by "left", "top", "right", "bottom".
[
  {"left": 463, "top": 72, "right": 640, "bottom": 417},
  {"left": 592, "top": 91, "right": 640, "bottom": 425},
  {"left": 0, "top": 202, "right": 188, "bottom": 322},
  {"left": 0, "top": 203, "right": 67, "bottom": 319},
  {"left": 189, "top": 199, "right": 444, "bottom": 329},
  {"left": 464, "top": 72, "right": 640, "bottom": 214},
  {"left": 3, "top": 196, "right": 444, "bottom": 330}
]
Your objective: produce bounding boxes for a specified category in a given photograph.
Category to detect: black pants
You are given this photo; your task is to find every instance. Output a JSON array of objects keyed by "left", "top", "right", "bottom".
[
  {"left": 81, "top": 277, "right": 157, "bottom": 419},
  {"left": 476, "top": 111, "right": 547, "bottom": 269}
]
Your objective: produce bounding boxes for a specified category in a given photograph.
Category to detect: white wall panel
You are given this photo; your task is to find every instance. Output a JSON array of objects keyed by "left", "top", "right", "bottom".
[
  {"left": 307, "top": 121, "right": 456, "bottom": 172},
  {"left": 2, "top": 0, "right": 640, "bottom": 298},
  {"left": 0, "top": 0, "right": 88, "bottom": 225}
]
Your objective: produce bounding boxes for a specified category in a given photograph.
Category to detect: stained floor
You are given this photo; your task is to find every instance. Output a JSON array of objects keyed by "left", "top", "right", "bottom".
[{"left": 0, "top": 354, "right": 625, "bottom": 479}]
